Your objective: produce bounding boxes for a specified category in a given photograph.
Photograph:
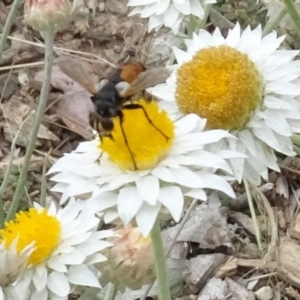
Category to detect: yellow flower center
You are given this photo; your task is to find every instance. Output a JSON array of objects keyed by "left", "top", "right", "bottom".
[
  {"left": 0, "top": 208, "right": 61, "bottom": 266},
  {"left": 176, "top": 45, "right": 264, "bottom": 130},
  {"left": 100, "top": 99, "right": 174, "bottom": 171}
]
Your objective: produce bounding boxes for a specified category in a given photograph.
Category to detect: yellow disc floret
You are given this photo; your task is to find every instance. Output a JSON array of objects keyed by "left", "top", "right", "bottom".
[
  {"left": 100, "top": 99, "right": 174, "bottom": 171},
  {"left": 176, "top": 45, "right": 264, "bottom": 130},
  {"left": 0, "top": 208, "right": 61, "bottom": 266}
]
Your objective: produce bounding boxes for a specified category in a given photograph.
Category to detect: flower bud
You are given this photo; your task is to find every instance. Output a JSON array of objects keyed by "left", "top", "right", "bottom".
[
  {"left": 24, "top": 0, "right": 73, "bottom": 32},
  {"left": 97, "top": 225, "right": 155, "bottom": 292}
]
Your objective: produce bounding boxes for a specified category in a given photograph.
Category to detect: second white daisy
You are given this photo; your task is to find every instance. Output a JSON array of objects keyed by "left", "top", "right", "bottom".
[
  {"left": 48, "top": 99, "right": 239, "bottom": 235},
  {"left": 149, "top": 23, "right": 300, "bottom": 185}
]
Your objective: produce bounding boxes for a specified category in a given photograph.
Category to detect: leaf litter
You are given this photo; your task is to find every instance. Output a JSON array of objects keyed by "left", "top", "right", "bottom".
[{"left": 3, "top": 0, "right": 300, "bottom": 299}]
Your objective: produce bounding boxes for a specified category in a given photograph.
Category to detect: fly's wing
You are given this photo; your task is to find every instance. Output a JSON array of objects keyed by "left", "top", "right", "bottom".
[
  {"left": 120, "top": 67, "right": 171, "bottom": 98},
  {"left": 57, "top": 56, "right": 98, "bottom": 95}
]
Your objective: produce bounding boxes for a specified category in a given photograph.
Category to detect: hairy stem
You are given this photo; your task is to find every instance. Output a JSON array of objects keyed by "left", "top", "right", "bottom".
[{"left": 150, "top": 220, "right": 171, "bottom": 300}]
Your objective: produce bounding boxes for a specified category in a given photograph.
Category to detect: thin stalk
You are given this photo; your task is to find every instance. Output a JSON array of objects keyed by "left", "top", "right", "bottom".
[
  {"left": 0, "top": 0, "right": 24, "bottom": 64},
  {"left": 150, "top": 220, "right": 171, "bottom": 300},
  {"left": 140, "top": 198, "right": 198, "bottom": 300},
  {"left": 6, "top": 30, "right": 55, "bottom": 221},
  {"left": 243, "top": 178, "right": 262, "bottom": 251},
  {"left": 0, "top": 113, "right": 33, "bottom": 227},
  {"left": 262, "top": 6, "right": 287, "bottom": 36},
  {"left": 103, "top": 283, "right": 117, "bottom": 300},
  {"left": 284, "top": 0, "right": 300, "bottom": 36}
]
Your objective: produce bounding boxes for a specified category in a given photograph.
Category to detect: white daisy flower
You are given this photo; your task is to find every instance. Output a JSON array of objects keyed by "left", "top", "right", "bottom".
[
  {"left": 0, "top": 200, "right": 114, "bottom": 300},
  {"left": 48, "top": 99, "right": 240, "bottom": 235},
  {"left": 149, "top": 23, "right": 300, "bottom": 185},
  {"left": 0, "top": 239, "right": 34, "bottom": 300},
  {"left": 127, "top": 0, "right": 216, "bottom": 34}
]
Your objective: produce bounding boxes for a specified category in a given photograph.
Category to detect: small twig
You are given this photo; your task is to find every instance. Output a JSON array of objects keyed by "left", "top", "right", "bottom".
[
  {"left": 0, "top": 113, "right": 34, "bottom": 227},
  {"left": 0, "top": 34, "right": 117, "bottom": 68},
  {"left": 0, "top": 45, "right": 20, "bottom": 103},
  {"left": 0, "top": 61, "right": 44, "bottom": 71},
  {"left": 140, "top": 198, "right": 198, "bottom": 300},
  {"left": 0, "top": 0, "right": 23, "bottom": 65},
  {"left": 6, "top": 30, "right": 55, "bottom": 221},
  {"left": 229, "top": 183, "right": 274, "bottom": 210},
  {"left": 243, "top": 178, "right": 262, "bottom": 251}
]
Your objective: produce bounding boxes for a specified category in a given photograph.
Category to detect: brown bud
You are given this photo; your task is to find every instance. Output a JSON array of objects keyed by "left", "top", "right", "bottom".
[
  {"left": 97, "top": 225, "right": 155, "bottom": 292},
  {"left": 24, "top": 0, "right": 74, "bottom": 32}
]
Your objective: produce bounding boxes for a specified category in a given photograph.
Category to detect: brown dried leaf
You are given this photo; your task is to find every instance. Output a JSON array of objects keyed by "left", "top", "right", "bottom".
[
  {"left": 186, "top": 254, "right": 226, "bottom": 294},
  {"left": 278, "top": 238, "right": 300, "bottom": 289},
  {"left": 34, "top": 65, "right": 96, "bottom": 139},
  {"left": 197, "top": 277, "right": 255, "bottom": 300},
  {"left": 1, "top": 98, "right": 59, "bottom": 146},
  {"left": 294, "top": 213, "right": 300, "bottom": 233},
  {"left": 0, "top": 2, "right": 8, "bottom": 26},
  {"left": 175, "top": 199, "right": 232, "bottom": 249},
  {"left": 285, "top": 286, "right": 300, "bottom": 300},
  {"left": 55, "top": 92, "right": 95, "bottom": 139}
]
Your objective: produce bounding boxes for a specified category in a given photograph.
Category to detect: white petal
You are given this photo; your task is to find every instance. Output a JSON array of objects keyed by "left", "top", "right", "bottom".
[
  {"left": 185, "top": 188, "right": 207, "bottom": 200},
  {"left": 238, "top": 129, "right": 257, "bottom": 156},
  {"left": 196, "top": 170, "right": 235, "bottom": 197},
  {"left": 47, "top": 257, "right": 67, "bottom": 273},
  {"left": 47, "top": 272, "right": 69, "bottom": 297},
  {"left": 170, "top": 166, "right": 203, "bottom": 188},
  {"left": 151, "top": 166, "right": 175, "bottom": 182},
  {"left": 67, "top": 265, "right": 101, "bottom": 288},
  {"left": 158, "top": 186, "right": 183, "bottom": 221},
  {"left": 58, "top": 249, "right": 86, "bottom": 265},
  {"left": 117, "top": 187, "right": 143, "bottom": 225},
  {"left": 189, "top": 0, "right": 204, "bottom": 18},
  {"left": 136, "top": 202, "right": 161, "bottom": 236},
  {"left": 32, "top": 267, "right": 47, "bottom": 291},
  {"left": 136, "top": 176, "right": 159, "bottom": 205},
  {"left": 31, "top": 288, "right": 48, "bottom": 300}
]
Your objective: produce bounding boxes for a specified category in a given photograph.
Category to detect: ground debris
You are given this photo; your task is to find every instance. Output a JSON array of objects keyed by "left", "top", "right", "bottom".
[{"left": 197, "top": 277, "right": 255, "bottom": 300}]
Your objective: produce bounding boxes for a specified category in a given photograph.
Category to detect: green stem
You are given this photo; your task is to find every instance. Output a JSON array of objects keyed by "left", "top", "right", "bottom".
[
  {"left": 292, "top": 133, "right": 300, "bottom": 147},
  {"left": 284, "top": 0, "right": 300, "bottom": 36},
  {"left": 150, "top": 220, "right": 171, "bottom": 300},
  {"left": 0, "top": 113, "right": 33, "bottom": 227},
  {"left": 243, "top": 178, "right": 262, "bottom": 251},
  {"left": 262, "top": 6, "right": 287, "bottom": 36},
  {"left": 6, "top": 30, "right": 55, "bottom": 221},
  {"left": 103, "top": 283, "right": 117, "bottom": 300},
  {"left": 0, "top": 0, "right": 23, "bottom": 64}
]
